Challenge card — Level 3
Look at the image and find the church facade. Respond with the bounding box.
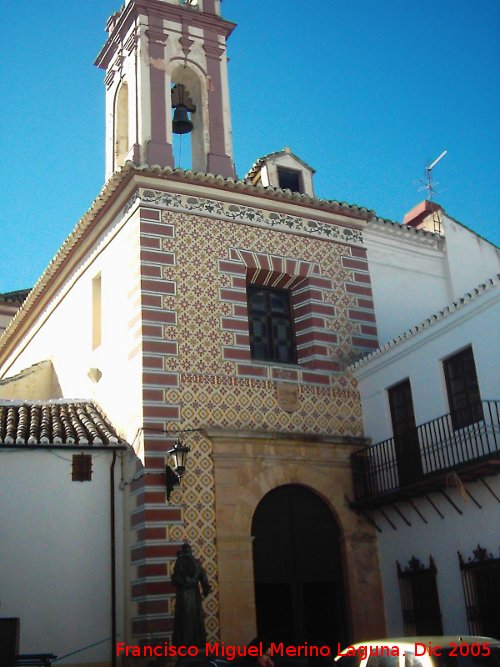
[0,0,386,660]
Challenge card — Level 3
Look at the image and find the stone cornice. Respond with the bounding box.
[95,0,236,70]
[205,427,368,447]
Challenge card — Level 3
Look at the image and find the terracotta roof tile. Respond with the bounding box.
[0,289,31,304]
[0,400,123,447]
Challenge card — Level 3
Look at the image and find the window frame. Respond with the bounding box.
[72,453,93,482]
[388,379,422,487]
[397,556,443,636]
[443,346,483,430]
[246,284,297,365]
[276,167,304,194]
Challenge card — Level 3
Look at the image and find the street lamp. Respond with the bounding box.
[166,437,190,501]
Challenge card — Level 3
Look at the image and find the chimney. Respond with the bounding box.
[403,200,443,233]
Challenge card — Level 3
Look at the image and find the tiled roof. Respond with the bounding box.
[0,400,124,447]
[350,274,500,371]
[0,289,31,304]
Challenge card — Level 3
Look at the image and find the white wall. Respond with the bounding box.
[0,207,144,446]
[0,448,124,663]
[354,282,499,444]
[443,214,500,300]
[377,477,500,635]
[365,213,500,348]
[364,221,450,346]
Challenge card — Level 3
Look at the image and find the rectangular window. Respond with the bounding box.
[459,545,500,637]
[72,453,93,481]
[398,556,443,635]
[92,273,102,350]
[247,285,296,364]
[443,346,483,430]
[277,167,303,193]
[388,379,422,486]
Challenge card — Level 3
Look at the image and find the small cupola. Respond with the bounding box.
[245,147,316,197]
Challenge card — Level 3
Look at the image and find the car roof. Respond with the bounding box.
[348,637,499,647]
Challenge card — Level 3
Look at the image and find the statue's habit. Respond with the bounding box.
[172,543,211,647]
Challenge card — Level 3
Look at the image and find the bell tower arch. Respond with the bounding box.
[95,0,236,179]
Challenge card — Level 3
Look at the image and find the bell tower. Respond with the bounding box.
[95,0,236,179]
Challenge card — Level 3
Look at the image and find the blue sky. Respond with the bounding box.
[1,0,499,293]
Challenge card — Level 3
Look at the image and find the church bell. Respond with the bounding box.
[172,104,194,135]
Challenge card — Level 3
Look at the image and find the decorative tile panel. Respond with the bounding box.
[138,189,364,246]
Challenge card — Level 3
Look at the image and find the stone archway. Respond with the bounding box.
[252,484,348,647]
[209,430,386,645]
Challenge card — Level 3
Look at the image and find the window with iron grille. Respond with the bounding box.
[72,453,93,481]
[443,346,483,430]
[397,556,443,635]
[459,544,500,637]
[247,285,296,364]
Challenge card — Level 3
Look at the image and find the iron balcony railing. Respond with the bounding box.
[351,400,500,504]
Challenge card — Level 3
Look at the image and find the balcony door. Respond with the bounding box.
[388,379,422,487]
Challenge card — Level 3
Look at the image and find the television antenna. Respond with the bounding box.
[419,150,447,201]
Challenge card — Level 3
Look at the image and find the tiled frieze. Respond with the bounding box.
[138,188,364,246]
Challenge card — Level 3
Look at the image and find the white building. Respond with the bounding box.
[0,399,126,663]
[351,249,500,636]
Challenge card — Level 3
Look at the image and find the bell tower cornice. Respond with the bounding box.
[95,0,236,70]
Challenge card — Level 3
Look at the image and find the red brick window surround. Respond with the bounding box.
[219,249,338,376]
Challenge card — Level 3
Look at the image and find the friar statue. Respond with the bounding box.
[172,542,211,647]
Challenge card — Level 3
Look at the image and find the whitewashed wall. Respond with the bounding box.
[0,206,143,446]
[377,477,500,635]
[364,221,450,346]
[0,448,124,663]
[364,213,500,347]
[443,214,500,300]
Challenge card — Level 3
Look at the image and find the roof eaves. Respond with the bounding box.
[0,399,126,448]
[0,289,31,304]
[349,273,500,371]
[0,162,374,358]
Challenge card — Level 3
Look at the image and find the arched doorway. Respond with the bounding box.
[252,484,349,648]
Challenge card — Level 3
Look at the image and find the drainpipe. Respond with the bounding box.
[110,450,117,667]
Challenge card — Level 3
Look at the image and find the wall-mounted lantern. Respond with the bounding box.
[166,437,190,501]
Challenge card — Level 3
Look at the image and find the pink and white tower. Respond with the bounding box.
[95,0,236,179]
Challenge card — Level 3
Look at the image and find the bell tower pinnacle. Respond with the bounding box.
[95,0,236,180]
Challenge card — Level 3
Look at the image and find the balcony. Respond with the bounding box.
[351,400,500,508]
